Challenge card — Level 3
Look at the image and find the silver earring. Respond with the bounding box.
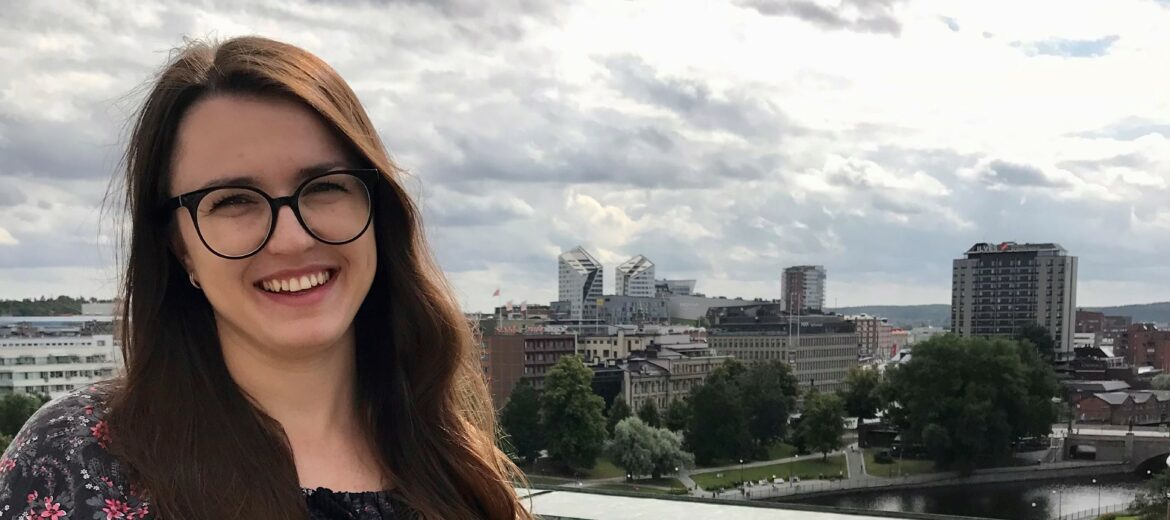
[189,273,202,290]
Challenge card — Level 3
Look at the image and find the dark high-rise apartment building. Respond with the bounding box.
[782,265,826,313]
[951,242,1077,360]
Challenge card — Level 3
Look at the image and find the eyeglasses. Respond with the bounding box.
[161,169,379,259]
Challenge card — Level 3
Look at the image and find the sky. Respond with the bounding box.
[1,0,1170,312]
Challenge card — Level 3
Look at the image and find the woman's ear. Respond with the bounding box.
[170,231,194,273]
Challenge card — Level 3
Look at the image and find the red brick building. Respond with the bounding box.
[1075,310,1105,334]
[1075,390,1170,425]
[1124,324,1170,372]
[482,332,576,407]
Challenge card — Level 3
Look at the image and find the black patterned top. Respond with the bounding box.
[0,385,406,519]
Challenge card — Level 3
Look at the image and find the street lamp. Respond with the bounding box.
[1093,478,1100,513]
[739,459,745,489]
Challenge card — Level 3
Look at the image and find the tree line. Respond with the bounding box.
[501,331,1062,480]
[0,296,109,317]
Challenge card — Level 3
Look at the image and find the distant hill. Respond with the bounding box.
[828,305,950,328]
[828,302,1170,329]
[1084,302,1170,325]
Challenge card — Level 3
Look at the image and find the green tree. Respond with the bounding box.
[1153,374,1170,391]
[499,382,543,464]
[1131,468,1170,519]
[796,390,845,460]
[1015,323,1056,362]
[606,396,632,436]
[540,355,607,471]
[0,393,49,437]
[883,335,1058,474]
[637,400,661,428]
[838,366,882,422]
[0,433,11,454]
[607,417,695,479]
[663,398,690,432]
[739,361,799,448]
[685,369,751,465]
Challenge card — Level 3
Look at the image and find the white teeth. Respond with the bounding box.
[260,270,332,293]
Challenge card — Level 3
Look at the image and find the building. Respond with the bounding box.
[597,296,670,326]
[1076,310,1105,334]
[951,242,1078,361]
[1124,324,1170,373]
[0,318,120,398]
[482,331,576,405]
[706,304,858,393]
[579,325,702,365]
[665,295,754,322]
[615,255,655,298]
[558,246,604,321]
[782,266,827,313]
[623,344,731,412]
[844,314,891,357]
[1075,390,1170,426]
[1074,332,1100,350]
[655,279,696,297]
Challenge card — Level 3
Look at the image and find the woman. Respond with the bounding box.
[0,36,531,519]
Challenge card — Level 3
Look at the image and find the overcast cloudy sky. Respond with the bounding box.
[2,0,1169,312]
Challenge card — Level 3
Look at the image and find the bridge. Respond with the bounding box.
[1059,425,1170,472]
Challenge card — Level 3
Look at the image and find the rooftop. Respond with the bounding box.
[519,487,956,520]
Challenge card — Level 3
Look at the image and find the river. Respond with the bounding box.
[785,474,1149,519]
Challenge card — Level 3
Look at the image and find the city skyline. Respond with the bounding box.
[3,1,1170,313]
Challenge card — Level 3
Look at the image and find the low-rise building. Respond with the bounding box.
[623,343,731,412]
[1075,390,1170,425]
[1123,324,1170,372]
[0,333,119,398]
[706,304,858,393]
[482,331,576,406]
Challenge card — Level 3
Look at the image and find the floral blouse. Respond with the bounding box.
[0,385,406,519]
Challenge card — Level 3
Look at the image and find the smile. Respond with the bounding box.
[258,269,335,294]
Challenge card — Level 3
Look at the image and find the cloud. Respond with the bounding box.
[3,0,1170,311]
[0,226,18,245]
[735,0,905,36]
[1015,35,1120,58]
[965,160,1072,188]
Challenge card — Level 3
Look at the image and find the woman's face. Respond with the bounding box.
[169,95,377,356]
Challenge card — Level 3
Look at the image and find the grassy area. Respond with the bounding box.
[522,475,575,486]
[766,442,798,460]
[591,478,688,495]
[691,456,846,489]
[523,456,627,480]
[863,448,936,477]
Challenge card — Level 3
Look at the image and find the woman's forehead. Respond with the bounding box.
[169,95,350,195]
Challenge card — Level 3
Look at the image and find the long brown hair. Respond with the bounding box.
[107,36,530,519]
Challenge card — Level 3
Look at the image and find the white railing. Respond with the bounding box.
[1056,502,1129,520]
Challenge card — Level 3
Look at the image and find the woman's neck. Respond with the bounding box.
[217,323,361,439]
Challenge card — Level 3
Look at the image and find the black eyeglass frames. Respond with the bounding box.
[160,169,379,259]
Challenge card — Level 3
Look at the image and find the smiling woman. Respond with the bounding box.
[0,36,531,519]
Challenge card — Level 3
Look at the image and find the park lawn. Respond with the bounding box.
[863,448,936,476]
[591,478,687,495]
[691,456,846,489]
[524,456,627,480]
[766,442,798,460]
[522,475,575,486]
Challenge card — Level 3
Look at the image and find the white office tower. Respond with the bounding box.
[559,246,604,321]
[616,255,656,298]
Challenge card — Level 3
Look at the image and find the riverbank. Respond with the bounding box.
[758,461,1132,501]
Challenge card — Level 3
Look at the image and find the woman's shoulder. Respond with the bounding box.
[0,383,151,519]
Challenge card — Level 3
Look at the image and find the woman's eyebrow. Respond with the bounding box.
[194,160,353,191]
